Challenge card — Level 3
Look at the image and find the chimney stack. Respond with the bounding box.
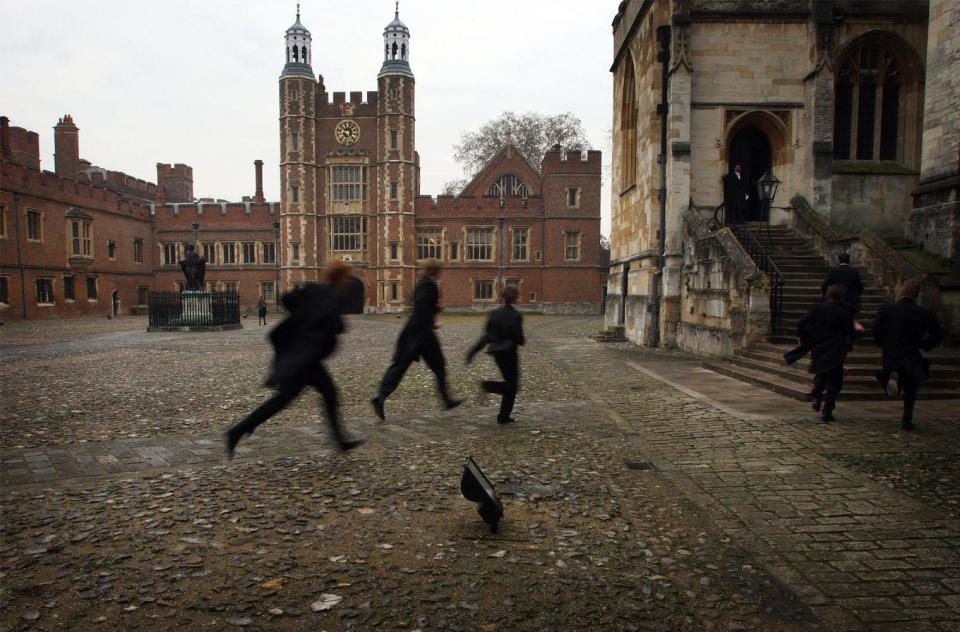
[254,159,265,203]
[54,114,80,177]
[0,116,9,158]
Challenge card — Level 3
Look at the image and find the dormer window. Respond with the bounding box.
[488,174,528,199]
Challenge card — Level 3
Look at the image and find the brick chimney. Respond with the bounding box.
[254,160,265,203]
[0,116,9,159]
[54,114,80,177]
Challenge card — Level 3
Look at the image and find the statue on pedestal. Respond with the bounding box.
[180,244,206,291]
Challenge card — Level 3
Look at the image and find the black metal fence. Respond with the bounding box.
[148,291,241,329]
[730,225,786,334]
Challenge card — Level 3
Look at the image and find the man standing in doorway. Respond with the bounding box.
[370,261,463,422]
[723,163,750,225]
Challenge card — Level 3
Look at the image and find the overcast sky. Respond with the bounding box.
[1,1,614,234]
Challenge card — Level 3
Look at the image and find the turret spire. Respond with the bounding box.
[281,4,314,78]
[379,2,413,78]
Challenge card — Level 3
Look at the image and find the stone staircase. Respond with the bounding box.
[594,325,626,343]
[703,224,960,400]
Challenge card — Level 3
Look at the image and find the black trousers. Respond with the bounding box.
[878,364,922,422]
[232,363,344,441]
[812,366,844,415]
[483,351,519,420]
[378,335,451,402]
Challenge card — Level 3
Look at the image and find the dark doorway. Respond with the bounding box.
[342,277,365,314]
[728,126,773,221]
[111,290,121,316]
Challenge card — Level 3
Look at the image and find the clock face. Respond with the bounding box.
[335,120,360,145]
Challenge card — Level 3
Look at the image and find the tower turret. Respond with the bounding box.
[379,1,413,78]
[282,3,313,78]
[279,3,319,290]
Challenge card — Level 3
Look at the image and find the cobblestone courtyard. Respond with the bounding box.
[1,314,958,631]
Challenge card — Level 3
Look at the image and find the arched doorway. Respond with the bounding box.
[341,276,365,314]
[111,290,121,316]
[727,126,773,222]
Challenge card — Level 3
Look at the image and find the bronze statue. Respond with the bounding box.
[180,244,206,291]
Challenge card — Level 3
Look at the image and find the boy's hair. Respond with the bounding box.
[501,285,519,304]
[421,260,442,277]
[899,279,921,300]
[325,260,353,286]
[825,284,845,303]
[837,252,851,264]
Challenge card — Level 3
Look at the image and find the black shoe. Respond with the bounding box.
[445,398,464,411]
[811,398,822,412]
[370,396,385,422]
[821,413,835,423]
[337,438,366,452]
[497,416,516,425]
[901,420,916,431]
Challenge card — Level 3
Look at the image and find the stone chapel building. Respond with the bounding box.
[605,0,959,353]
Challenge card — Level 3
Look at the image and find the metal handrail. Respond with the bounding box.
[706,203,725,231]
[730,224,786,333]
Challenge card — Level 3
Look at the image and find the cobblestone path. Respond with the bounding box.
[540,328,960,631]
[1,315,958,631]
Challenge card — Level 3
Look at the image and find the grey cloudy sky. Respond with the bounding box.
[2,0,614,233]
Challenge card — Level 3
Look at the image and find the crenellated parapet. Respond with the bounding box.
[316,90,380,117]
[1,161,153,219]
[151,200,280,230]
[541,148,602,174]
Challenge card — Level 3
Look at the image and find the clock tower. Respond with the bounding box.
[278,4,418,309]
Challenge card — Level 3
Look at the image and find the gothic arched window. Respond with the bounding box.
[301,45,308,64]
[401,43,406,59]
[833,42,906,162]
[488,174,528,199]
[392,42,398,59]
[619,52,638,188]
[292,45,299,63]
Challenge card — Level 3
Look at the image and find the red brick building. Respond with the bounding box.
[278,6,603,312]
[0,5,602,320]
[0,115,282,320]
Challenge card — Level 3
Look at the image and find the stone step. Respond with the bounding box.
[735,348,960,377]
[702,360,960,401]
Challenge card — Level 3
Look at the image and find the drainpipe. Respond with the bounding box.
[497,216,505,294]
[650,25,671,348]
[12,193,27,319]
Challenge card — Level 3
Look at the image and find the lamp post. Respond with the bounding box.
[755,170,780,222]
[191,222,200,249]
[273,220,281,311]
[755,170,780,248]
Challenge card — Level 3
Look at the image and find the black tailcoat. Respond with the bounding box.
[821,265,864,312]
[393,276,441,363]
[872,298,944,383]
[784,301,856,374]
[723,172,750,223]
[265,283,343,387]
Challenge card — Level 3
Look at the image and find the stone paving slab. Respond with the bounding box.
[541,336,960,630]
[0,399,573,488]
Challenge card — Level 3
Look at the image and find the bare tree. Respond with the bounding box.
[440,179,469,196]
[450,111,591,190]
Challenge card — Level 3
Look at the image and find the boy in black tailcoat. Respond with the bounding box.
[466,285,525,424]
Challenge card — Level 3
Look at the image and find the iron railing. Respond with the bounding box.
[730,224,786,333]
[149,291,241,328]
[706,202,726,232]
